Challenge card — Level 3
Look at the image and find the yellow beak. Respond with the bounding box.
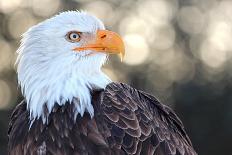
[73,30,125,61]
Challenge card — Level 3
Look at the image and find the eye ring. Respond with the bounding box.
[66,31,82,42]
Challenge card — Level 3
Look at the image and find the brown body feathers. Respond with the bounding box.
[8,82,197,155]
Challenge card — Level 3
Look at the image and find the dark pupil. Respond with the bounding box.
[72,34,77,38]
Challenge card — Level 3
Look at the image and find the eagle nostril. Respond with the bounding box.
[101,34,107,39]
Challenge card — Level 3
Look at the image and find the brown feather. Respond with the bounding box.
[8,82,197,155]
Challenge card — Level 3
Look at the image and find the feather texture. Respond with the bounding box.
[8,82,197,155]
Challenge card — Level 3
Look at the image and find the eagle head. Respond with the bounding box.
[16,11,125,123]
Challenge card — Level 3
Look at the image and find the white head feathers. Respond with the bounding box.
[16,11,111,124]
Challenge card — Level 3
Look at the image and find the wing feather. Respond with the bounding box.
[101,82,197,155]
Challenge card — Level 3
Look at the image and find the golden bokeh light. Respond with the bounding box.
[207,21,232,52]
[119,16,153,42]
[200,40,227,69]
[216,0,232,21]
[123,34,150,65]
[83,1,115,26]
[0,0,22,13]
[137,0,175,27]
[152,25,175,50]
[198,0,232,70]
[8,10,37,39]
[31,0,61,17]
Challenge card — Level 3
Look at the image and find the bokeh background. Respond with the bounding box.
[0,0,232,154]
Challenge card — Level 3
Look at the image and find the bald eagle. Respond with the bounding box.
[8,11,197,155]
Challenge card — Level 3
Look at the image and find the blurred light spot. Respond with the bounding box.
[123,34,150,65]
[218,0,232,21]
[137,0,176,27]
[8,10,37,39]
[32,0,61,17]
[152,25,175,50]
[199,1,232,70]
[177,6,206,34]
[200,40,227,68]
[207,21,232,52]
[0,80,11,109]
[0,39,13,72]
[83,1,115,26]
[0,0,22,13]
[119,16,154,42]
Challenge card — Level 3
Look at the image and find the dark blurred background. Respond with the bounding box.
[0,0,232,154]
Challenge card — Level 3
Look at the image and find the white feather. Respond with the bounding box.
[16,11,111,124]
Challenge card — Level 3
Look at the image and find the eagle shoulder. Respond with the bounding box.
[100,82,197,155]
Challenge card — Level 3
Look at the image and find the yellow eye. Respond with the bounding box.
[66,31,81,42]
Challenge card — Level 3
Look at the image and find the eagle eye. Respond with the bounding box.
[66,31,81,42]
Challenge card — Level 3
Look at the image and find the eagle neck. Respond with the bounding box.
[22,70,111,125]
